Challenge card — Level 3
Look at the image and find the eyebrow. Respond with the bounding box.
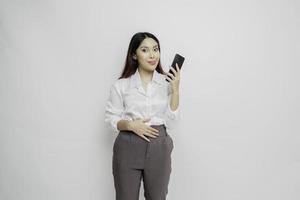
[140,45,159,48]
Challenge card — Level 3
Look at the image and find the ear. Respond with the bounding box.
[133,54,137,60]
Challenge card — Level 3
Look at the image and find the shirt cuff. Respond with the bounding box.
[111,117,121,133]
[107,117,134,133]
[104,116,122,133]
[166,103,180,120]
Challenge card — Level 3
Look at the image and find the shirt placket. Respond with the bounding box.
[146,84,151,119]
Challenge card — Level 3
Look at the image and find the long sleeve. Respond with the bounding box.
[164,85,181,131]
[104,83,124,133]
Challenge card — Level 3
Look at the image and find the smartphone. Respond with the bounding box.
[166,53,185,82]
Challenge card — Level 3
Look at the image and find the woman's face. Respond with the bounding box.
[134,37,160,72]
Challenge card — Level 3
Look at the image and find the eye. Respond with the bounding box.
[154,48,159,52]
[141,49,148,52]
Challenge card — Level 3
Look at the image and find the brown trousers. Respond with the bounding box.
[112,124,174,200]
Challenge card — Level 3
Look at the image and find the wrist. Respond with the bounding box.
[126,120,133,131]
[171,90,179,95]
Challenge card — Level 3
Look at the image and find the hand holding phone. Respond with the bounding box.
[166,53,185,82]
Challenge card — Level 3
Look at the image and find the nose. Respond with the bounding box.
[149,50,155,58]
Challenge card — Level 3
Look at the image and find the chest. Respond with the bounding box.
[122,84,169,110]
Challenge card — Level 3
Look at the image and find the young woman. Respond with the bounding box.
[105,32,181,200]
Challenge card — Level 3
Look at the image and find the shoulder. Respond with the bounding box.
[110,77,131,92]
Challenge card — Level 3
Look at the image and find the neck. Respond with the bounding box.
[138,67,154,83]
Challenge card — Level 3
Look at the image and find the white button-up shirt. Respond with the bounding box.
[104,69,180,133]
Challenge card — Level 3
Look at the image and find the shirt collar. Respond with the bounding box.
[129,69,164,89]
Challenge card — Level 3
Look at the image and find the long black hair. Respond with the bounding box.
[119,32,165,79]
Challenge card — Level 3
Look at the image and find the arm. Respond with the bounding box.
[170,90,179,111]
[104,83,129,133]
[165,87,180,124]
[165,64,181,129]
[105,82,159,140]
[117,119,132,131]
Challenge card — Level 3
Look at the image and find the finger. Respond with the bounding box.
[176,64,181,77]
[145,132,157,138]
[140,134,150,142]
[145,129,158,137]
[170,67,177,75]
[176,63,180,72]
[166,72,175,80]
[147,127,159,135]
[142,118,151,122]
[148,127,159,134]
[165,76,172,82]
[151,132,159,136]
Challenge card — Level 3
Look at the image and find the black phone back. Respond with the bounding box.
[171,54,185,70]
[166,54,185,82]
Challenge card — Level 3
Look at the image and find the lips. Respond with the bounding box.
[147,60,157,65]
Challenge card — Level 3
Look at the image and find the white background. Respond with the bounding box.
[0,0,299,199]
